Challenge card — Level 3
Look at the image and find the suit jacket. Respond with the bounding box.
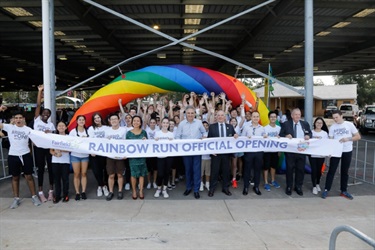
[208,122,236,138]
[279,119,312,138]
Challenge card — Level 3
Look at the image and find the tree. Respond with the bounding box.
[333,74,375,107]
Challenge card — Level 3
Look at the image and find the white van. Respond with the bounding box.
[339,104,359,121]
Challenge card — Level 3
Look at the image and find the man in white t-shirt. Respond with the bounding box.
[0,112,42,209]
[321,110,361,200]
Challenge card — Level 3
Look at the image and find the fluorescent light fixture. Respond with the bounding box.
[184,29,198,34]
[16,68,24,72]
[183,48,194,52]
[3,7,33,16]
[187,37,197,41]
[109,75,115,79]
[10,81,15,84]
[1,77,6,80]
[153,25,160,30]
[332,22,351,28]
[254,53,263,59]
[28,21,42,27]
[73,45,87,49]
[61,38,84,42]
[353,9,375,18]
[313,66,319,71]
[184,19,201,25]
[185,5,204,14]
[1,85,4,88]
[54,31,66,36]
[284,49,293,53]
[88,66,95,71]
[292,44,303,48]
[316,31,331,36]
[57,55,67,60]
[83,50,95,53]
[157,53,166,59]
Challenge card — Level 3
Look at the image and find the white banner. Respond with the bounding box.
[29,130,344,158]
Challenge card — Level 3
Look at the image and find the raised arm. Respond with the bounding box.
[35,85,44,119]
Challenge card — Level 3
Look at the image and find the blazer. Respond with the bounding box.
[208,122,236,138]
[279,119,312,138]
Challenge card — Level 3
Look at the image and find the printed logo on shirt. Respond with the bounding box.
[12,130,28,140]
[333,128,350,136]
[94,131,105,138]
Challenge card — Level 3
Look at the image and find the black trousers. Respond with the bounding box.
[156,157,173,187]
[90,155,108,187]
[34,146,53,187]
[285,153,306,189]
[53,163,70,198]
[243,152,263,189]
[309,156,324,187]
[209,154,231,192]
[324,151,352,192]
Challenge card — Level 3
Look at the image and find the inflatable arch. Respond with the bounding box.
[68,65,269,131]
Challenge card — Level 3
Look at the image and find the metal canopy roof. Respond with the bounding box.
[0,0,375,91]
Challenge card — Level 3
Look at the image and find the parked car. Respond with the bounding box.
[339,104,359,121]
[324,105,338,118]
[359,105,375,134]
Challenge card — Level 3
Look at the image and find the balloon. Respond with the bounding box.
[68,65,270,131]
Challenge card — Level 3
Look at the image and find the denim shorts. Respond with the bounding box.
[70,155,89,163]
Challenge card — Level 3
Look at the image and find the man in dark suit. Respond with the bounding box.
[279,108,312,196]
[207,110,238,197]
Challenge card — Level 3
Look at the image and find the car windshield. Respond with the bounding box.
[340,106,352,111]
[365,107,375,114]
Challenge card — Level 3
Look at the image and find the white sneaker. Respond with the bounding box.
[147,183,151,189]
[97,186,103,197]
[124,183,130,190]
[316,184,321,192]
[312,187,318,195]
[32,195,42,206]
[10,198,20,209]
[154,189,161,198]
[205,182,210,190]
[38,192,47,203]
[199,182,204,191]
[47,190,54,201]
[102,186,109,196]
[162,190,169,198]
[153,183,158,189]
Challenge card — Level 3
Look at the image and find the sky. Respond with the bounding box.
[313,75,335,85]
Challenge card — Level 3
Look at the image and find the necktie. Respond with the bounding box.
[220,123,224,137]
[294,123,297,138]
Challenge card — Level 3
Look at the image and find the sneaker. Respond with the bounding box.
[271,181,280,189]
[340,191,354,200]
[62,196,69,203]
[171,183,176,189]
[162,190,169,198]
[103,186,109,196]
[250,179,254,186]
[321,190,328,199]
[124,183,130,191]
[264,183,271,192]
[146,183,151,189]
[97,186,103,197]
[75,193,81,201]
[32,195,42,206]
[153,183,158,189]
[154,189,161,198]
[232,179,238,188]
[81,192,87,200]
[38,192,47,203]
[199,182,204,191]
[316,184,321,192]
[205,182,210,191]
[174,178,179,183]
[312,187,318,195]
[10,198,20,209]
[48,190,54,201]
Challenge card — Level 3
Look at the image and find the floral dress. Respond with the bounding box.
[126,129,148,177]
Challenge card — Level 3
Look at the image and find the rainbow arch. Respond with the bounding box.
[68,65,269,131]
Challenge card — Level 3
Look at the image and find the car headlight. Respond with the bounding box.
[365,119,372,123]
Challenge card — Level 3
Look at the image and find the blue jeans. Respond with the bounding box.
[182,155,202,192]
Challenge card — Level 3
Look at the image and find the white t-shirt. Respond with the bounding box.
[52,150,70,164]
[146,126,160,139]
[154,130,174,158]
[329,121,358,152]
[264,124,281,137]
[33,116,55,132]
[2,124,32,156]
[105,126,126,140]
[311,130,329,158]
[69,128,89,158]
[88,125,107,138]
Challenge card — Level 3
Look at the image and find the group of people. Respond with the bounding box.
[0,85,361,209]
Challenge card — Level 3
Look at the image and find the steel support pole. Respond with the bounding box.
[304,0,314,125]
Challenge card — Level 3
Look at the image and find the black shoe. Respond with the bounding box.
[117,191,123,200]
[253,187,261,195]
[208,191,214,197]
[294,187,303,196]
[285,187,292,196]
[75,193,80,201]
[81,192,87,200]
[194,192,200,199]
[183,189,192,196]
[106,192,114,201]
[243,188,248,195]
[62,196,69,203]
[222,190,232,196]
[53,196,61,204]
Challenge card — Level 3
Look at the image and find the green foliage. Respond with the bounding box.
[333,74,375,107]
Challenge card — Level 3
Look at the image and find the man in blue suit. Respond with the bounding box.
[207,110,238,197]
[279,108,312,196]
